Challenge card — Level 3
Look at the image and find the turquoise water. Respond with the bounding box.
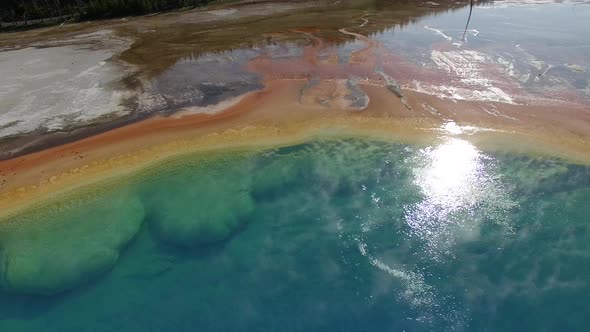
[1,138,589,331]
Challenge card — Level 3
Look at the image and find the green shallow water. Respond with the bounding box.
[0,138,589,331]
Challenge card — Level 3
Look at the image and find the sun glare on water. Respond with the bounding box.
[417,137,484,210]
[404,123,502,255]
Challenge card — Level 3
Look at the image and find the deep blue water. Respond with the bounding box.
[0,138,589,331]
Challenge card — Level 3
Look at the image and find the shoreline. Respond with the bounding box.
[1,79,589,221]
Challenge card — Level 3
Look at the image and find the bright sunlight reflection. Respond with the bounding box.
[404,133,492,257]
[416,138,483,210]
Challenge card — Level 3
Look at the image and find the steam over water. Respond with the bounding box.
[1,139,589,331]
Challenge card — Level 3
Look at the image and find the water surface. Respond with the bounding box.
[1,138,589,331]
